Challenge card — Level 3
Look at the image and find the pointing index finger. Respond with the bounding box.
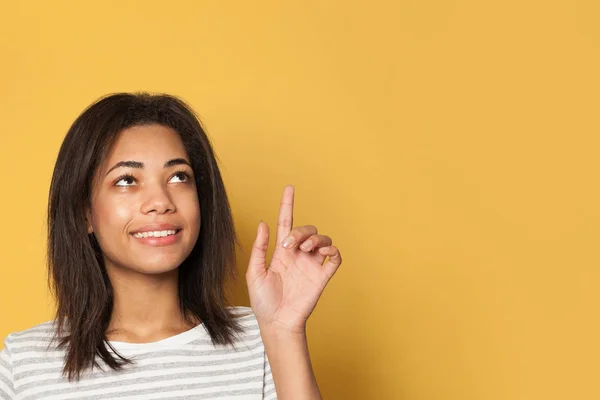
[277,185,295,245]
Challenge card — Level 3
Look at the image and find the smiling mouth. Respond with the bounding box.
[130,229,181,239]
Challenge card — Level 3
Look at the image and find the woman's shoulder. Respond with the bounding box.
[1,319,60,354]
[227,305,258,326]
[1,309,260,351]
[227,305,254,317]
[226,306,262,341]
[4,319,58,340]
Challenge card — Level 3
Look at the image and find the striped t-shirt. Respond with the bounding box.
[0,306,277,399]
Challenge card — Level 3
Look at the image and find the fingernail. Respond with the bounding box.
[282,236,295,248]
[300,240,312,251]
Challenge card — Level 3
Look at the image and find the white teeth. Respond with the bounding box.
[132,230,177,239]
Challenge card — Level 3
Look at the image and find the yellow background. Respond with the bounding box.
[0,1,598,399]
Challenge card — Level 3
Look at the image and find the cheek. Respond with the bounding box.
[181,191,201,231]
[91,196,134,235]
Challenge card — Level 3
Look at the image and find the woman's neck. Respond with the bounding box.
[104,266,198,343]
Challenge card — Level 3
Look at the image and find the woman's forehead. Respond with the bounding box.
[102,124,189,168]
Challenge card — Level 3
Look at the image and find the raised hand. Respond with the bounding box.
[246,185,342,332]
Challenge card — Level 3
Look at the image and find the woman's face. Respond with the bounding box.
[88,124,201,275]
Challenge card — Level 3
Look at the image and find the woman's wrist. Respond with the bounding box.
[258,321,321,400]
[257,318,308,337]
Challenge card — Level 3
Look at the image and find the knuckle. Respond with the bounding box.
[253,242,269,252]
[322,235,333,244]
[277,217,292,228]
[297,225,318,236]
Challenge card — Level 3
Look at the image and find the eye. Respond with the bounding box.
[115,174,137,187]
[169,171,191,183]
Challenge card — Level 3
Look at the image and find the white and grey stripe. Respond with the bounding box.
[0,306,277,399]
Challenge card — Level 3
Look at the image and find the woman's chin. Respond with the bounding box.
[129,263,181,276]
[108,257,185,277]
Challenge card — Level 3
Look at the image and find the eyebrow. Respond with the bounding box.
[105,158,192,176]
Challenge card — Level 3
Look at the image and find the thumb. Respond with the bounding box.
[247,221,270,280]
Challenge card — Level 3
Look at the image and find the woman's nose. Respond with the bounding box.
[140,184,176,214]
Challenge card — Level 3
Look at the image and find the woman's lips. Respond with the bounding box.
[130,223,180,234]
[130,229,182,247]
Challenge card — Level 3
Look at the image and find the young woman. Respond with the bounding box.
[0,93,342,399]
